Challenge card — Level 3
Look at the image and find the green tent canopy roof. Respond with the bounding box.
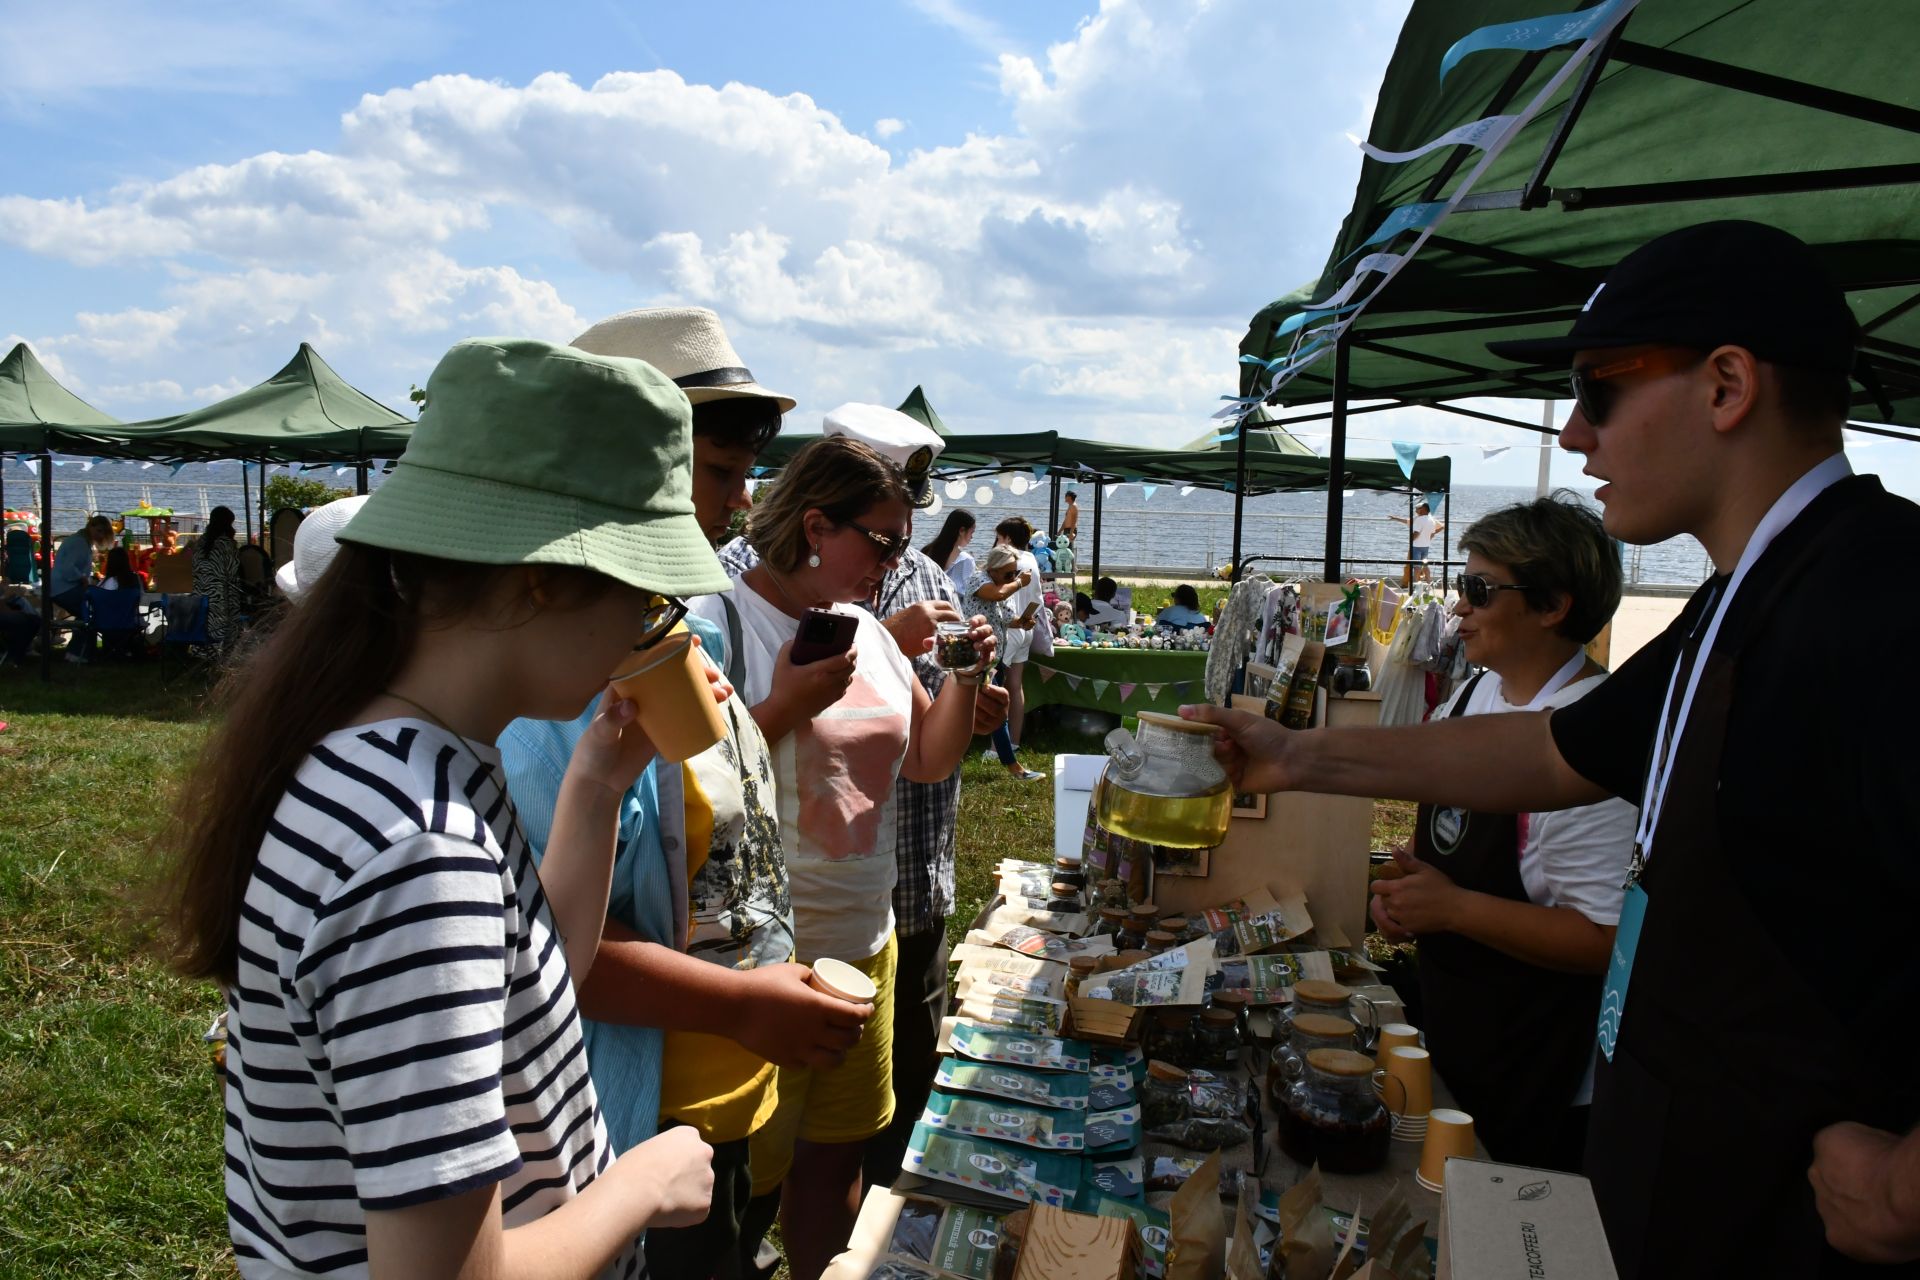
[1239,0,1920,431]
[0,343,123,453]
[895,385,951,436]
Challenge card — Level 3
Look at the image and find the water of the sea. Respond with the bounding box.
[1,458,1713,588]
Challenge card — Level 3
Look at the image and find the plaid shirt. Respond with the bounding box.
[709,536,965,935]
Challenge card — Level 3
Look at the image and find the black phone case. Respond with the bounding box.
[789,608,857,664]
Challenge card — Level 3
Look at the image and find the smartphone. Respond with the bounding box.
[1019,600,1041,623]
[790,607,858,664]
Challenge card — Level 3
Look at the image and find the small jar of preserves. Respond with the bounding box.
[1141,1060,1191,1128]
[1047,881,1082,912]
[1052,857,1086,892]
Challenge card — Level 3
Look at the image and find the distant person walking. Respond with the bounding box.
[1390,501,1445,584]
[1057,490,1079,540]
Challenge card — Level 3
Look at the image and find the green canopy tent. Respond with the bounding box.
[895,385,952,437]
[1236,0,1920,573]
[0,343,127,679]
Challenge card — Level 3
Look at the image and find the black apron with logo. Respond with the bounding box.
[1587,499,1917,1277]
[1413,672,1604,1170]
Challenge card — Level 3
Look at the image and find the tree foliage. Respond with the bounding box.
[263,473,352,512]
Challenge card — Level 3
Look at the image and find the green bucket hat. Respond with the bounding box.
[341,337,730,596]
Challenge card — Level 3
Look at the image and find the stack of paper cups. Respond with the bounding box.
[1374,1045,1433,1142]
[1416,1108,1477,1192]
[1375,1023,1423,1055]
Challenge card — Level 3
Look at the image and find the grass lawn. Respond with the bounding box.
[0,660,1409,1276]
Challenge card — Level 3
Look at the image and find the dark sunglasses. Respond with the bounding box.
[1459,573,1531,609]
[1568,347,1702,425]
[632,594,688,651]
[845,519,912,562]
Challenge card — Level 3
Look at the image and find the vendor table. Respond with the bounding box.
[1022,647,1208,718]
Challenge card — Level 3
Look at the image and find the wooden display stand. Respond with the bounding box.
[1145,691,1378,946]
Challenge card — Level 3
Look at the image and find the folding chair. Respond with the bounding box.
[159,592,212,682]
[82,586,144,661]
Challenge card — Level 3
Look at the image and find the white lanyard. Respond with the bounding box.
[1517,650,1590,712]
[1628,454,1852,873]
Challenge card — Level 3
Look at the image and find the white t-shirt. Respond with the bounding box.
[226,719,635,1280]
[946,550,977,600]
[1412,513,1439,548]
[1437,671,1635,927]
[692,580,916,965]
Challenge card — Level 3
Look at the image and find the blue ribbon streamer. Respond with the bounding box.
[1439,0,1628,83]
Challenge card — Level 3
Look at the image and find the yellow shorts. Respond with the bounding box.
[748,934,897,1195]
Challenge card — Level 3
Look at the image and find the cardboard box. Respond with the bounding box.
[1014,1203,1138,1280]
[1437,1159,1618,1280]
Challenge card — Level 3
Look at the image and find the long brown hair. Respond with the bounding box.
[160,541,606,984]
[746,436,911,572]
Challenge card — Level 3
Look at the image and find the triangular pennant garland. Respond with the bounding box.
[1091,679,1111,700]
[1118,682,1138,703]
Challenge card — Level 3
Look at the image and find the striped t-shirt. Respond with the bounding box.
[224,718,640,1279]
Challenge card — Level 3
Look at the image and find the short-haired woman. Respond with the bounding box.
[1368,492,1636,1172]
[691,435,991,1280]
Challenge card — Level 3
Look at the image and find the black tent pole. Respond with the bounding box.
[1049,475,1061,539]
[241,463,253,545]
[1324,333,1350,581]
[1230,416,1249,580]
[1091,478,1103,584]
[356,462,369,496]
[38,455,52,682]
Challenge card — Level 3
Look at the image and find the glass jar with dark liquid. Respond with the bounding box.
[1277,1048,1390,1174]
[934,620,980,671]
[1095,711,1232,848]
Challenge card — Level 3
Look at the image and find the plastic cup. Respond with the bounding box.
[1381,1045,1433,1118]
[608,630,726,763]
[1376,1023,1423,1056]
[809,958,877,1006]
[1416,1108,1477,1191]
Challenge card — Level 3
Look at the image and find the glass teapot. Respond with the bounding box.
[1094,711,1232,849]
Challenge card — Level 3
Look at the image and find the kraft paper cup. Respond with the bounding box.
[1376,1023,1423,1056]
[809,958,878,1006]
[1416,1108,1476,1192]
[1382,1045,1433,1118]
[608,630,726,763]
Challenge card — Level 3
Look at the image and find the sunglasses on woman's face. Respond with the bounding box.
[631,594,688,651]
[1568,346,1702,426]
[1458,573,1531,609]
[846,519,912,563]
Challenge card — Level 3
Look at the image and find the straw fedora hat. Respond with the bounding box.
[571,307,796,412]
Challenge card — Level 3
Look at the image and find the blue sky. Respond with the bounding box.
[3,0,1912,497]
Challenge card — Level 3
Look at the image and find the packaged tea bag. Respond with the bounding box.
[1226,1189,1263,1280]
[902,1123,1079,1208]
[919,1089,1084,1151]
[1273,1164,1335,1280]
[1081,1155,1144,1202]
[1088,1196,1171,1280]
[954,968,1058,1002]
[935,1058,1091,1110]
[956,992,1065,1036]
[1083,1104,1142,1154]
[930,1204,1007,1280]
[949,1020,1090,1072]
[1146,1154,1208,1191]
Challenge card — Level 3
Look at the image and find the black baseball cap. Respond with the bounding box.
[1486,220,1859,375]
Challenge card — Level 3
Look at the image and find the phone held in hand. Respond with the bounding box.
[790,607,858,664]
[1019,600,1041,623]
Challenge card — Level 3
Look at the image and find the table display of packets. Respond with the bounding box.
[1217,953,1323,1004]
[1092,1043,1146,1085]
[1087,1068,1136,1113]
[919,1089,1085,1151]
[936,1058,1091,1110]
[1080,1155,1144,1203]
[948,1020,1090,1072]
[903,1122,1081,1207]
[875,1197,1007,1280]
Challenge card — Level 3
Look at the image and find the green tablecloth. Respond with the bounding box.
[1022,647,1209,717]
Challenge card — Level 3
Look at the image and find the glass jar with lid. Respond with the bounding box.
[1097,907,1128,941]
[1143,1007,1195,1069]
[1158,915,1192,942]
[1144,929,1178,954]
[1052,856,1086,892]
[1269,1012,1358,1099]
[1277,1048,1391,1174]
[1068,955,1099,992]
[1192,1007,1241,1070]
[1047,881,1082,912]
[1210,988,1251,1040]
[1275,979,1354,1042]
[1093,878,1129,913]
[1141,1060,1190,1129]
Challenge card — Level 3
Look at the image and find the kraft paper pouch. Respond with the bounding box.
[935,1058,1091,1110]
[956,992,1066,1035]
[949,948,1068,989]
[1226,1189,1263,1280]
[1165,1150,1225,1280]
[986,904,1092,937]
[977,917,1113,961]
[1081,1155,1144,1203]
[1090,1196,1170,1280]
[920,1089,1085,1151]
[949,1020,1090,1072]
[1217,952,1338,1004]
[1081,937,1217,1007]
[1083,1104,1142,1154]
[903,1123,1078,1208]
[1276,1164,1335,1280]
[955,968,1060,1002]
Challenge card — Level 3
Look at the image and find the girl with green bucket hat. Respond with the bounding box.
[160,338,733,1279]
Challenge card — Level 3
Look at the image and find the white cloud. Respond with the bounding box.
[1,2,1417,441]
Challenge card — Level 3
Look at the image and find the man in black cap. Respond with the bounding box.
[1185,220,1920,1275]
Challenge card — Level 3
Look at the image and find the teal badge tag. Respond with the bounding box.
[1597,881,1648,1062]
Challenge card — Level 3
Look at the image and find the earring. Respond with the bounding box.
[807,547,821,568]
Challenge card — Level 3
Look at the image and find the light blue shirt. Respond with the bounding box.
[1155,604,1210,629]
[51,532,96,595]
[497,613,732,1154]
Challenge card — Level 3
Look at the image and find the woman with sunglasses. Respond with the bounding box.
[691,435,991,1280]
[1366,494,1636,1173]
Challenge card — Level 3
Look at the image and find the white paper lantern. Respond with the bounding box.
[1008,475,1030,496]
[975,485,994,505]
[923,493,943,518]
[945,478,968,500]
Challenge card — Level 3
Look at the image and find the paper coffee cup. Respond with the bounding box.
[1416,1108,1476,1191]
[1376,1023,1422,1055]
[608,629,726,763]
[809,958,877,1006]
[1382,1045,1433,1118]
